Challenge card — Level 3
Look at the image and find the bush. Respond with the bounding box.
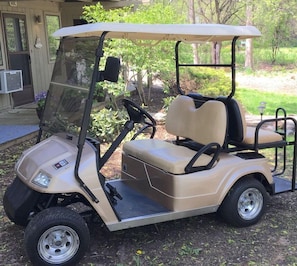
[89,106,148,143]
[89,108,128,143]
[167,67,231,97]
[185,67,231,96]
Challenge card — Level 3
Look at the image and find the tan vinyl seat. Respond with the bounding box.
[123,95,227,174]
[217,97,284,151]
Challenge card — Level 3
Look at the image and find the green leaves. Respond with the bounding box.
[82,3,185,86]
[89,108,128,143]
[178,243,202,257]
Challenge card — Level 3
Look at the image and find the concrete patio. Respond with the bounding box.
[0,103,39,150]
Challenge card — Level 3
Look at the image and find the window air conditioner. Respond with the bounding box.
[0,70,23,94]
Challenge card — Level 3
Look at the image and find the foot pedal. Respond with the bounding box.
[106,183,123,204]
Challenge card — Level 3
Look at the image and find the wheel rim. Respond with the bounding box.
[237,188,263,220]
[38,225,80,264]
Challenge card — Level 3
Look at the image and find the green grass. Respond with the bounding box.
[253,47,297,65]
[235,87,296,180]
[179,42,297,67]
[221,46,297,66]
[235,88,297,115]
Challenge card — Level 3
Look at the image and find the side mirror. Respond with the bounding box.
[97,56,120,83]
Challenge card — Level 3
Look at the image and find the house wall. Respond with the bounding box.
[0,0,141,110]
[0,1,60,110]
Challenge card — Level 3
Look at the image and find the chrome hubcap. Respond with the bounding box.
[238,188,263,220]
[38,225,80,264]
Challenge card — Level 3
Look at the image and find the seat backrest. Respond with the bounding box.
[217,97,247,142]
[165,95,227,146]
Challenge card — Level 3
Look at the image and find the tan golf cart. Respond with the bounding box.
[3,23,297,266]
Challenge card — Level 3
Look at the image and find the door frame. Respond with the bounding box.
[2,12,34,107]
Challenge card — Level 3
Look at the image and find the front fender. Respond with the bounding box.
[15,135,101,194]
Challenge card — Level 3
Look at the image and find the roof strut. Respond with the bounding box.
[74,31,109,203]
[175,36,239,97]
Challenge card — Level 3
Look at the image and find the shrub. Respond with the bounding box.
[162,96,176,111]
[89,108,128,143]
[166,67,231,97]
[89,106,148,143]
[185,67,231,96]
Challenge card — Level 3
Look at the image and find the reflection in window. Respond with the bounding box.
[4,17,28,52]
[46,15,60,61]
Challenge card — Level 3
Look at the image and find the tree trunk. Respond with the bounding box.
[211,42,221,64]
[137,71,147,105]
[245,39,253,69]
[147,70,152,102]
[245,2,254,69]
[188,0,199,63]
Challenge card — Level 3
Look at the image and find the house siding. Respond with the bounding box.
[0,1,60,110]
[0,1,141,110]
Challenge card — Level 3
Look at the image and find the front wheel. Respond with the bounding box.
[24,207,90,266]
[218,177,268,227]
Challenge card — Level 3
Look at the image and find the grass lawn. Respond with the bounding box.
[235,88,297,115]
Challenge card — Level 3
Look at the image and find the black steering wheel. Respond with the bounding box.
[122,98,156,139]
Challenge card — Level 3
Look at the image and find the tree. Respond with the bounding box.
[253,0,297,64]
[193,0,245,64]
[82,3,185,104]
[187,0,199,63]
[245,0,254,69]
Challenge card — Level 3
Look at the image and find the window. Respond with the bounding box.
[4,16,28,52]
[45,14,60,62]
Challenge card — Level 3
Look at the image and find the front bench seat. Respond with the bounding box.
[123,95,227,174]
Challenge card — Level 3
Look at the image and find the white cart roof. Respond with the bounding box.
[53,22,261,42]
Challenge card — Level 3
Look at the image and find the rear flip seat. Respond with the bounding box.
[217,97,285,151]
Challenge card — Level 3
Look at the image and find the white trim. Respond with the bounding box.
[44,12,61,63]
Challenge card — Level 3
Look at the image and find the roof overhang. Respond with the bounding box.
[53,22,261,42]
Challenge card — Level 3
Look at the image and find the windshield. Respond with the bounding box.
[40,37,99,136]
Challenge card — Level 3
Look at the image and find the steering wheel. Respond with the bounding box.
[122,98,156,139]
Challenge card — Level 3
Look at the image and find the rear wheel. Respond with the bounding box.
[218,177,268,227]
[25,207,90,266]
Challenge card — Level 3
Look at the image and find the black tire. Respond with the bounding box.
[24,207,90,266]
[218,177,268,227]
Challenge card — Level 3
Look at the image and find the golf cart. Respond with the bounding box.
[3,23,297,266]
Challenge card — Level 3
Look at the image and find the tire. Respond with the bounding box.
[218,177,268,227]
[24,207,90,266]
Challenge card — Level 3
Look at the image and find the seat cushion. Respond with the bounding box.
[165,96,227,146]
[123,139,213,174]
[243,126,283,145]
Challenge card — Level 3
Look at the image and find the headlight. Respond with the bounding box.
[32,172,51,188]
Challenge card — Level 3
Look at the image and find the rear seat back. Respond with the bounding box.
[217,96,246,142]
[217,96,284,150]
[166,95,226,146]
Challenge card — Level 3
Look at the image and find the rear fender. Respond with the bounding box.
[218,168,272,206]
